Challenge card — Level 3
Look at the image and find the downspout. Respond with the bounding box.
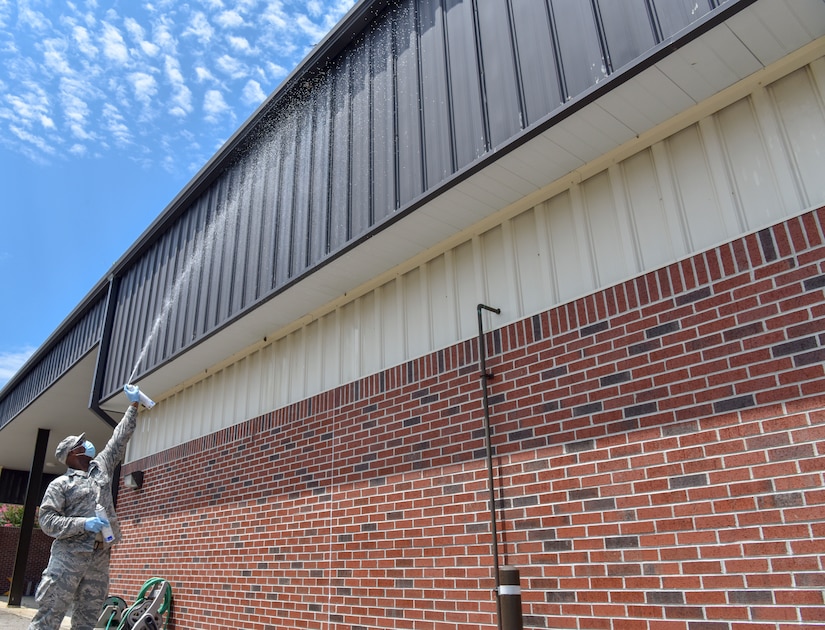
[89,275,122,503]
[477,303,502,628]
[89,274,121,430]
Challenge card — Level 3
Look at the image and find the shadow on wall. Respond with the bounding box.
[0,526,51,597]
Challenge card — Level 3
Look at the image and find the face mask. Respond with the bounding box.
[83,440,96,458]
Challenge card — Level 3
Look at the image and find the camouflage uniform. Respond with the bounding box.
[29,404,138,630]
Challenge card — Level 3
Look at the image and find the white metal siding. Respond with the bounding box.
[127,53,825,462]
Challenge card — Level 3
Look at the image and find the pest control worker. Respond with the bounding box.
[29,384,146,630]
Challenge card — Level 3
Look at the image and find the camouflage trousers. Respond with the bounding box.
[29,541,111,630]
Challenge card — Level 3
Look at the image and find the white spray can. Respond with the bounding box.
[124,384,156,408]
[95,504,114,543]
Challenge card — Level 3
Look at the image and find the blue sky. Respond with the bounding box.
[0,0,355,390]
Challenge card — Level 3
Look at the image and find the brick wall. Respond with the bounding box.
[0,526,52,597]
[112,206,825,629]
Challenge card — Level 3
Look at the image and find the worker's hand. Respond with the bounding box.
[84,516,109,533]
[124,384,141,403]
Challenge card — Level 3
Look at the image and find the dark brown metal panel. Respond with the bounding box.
[653,0,714,39]
[511,0,563,126]
[370,18,398,223]
[97,0,748,397]
[445,0,487,164]
[351,41,373,236]
[420,0,454,188]
[292,97,315,277]
[329,55,353,253]
[476,0,523,148]
[596,0,658,71]
[0,298,106,427]
[309,75,333,263]
[395,1,425,206]
[550,0,608,99]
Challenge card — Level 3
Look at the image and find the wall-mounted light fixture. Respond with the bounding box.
[123,470,144,490]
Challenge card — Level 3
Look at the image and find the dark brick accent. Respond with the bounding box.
[728,590,773,604]
[713,395,755,413]
[585,498,616,511]
[804,275,825,290]
[758,228,777,262]
[663,421,698,436]
[605,536,639,549]
[542,366,568,380]
[569,488,599,500]
[545,591,576,603]
[600,371,631,386]
[566,439,595,453]
[532,314,543,341]
[624,402,657,418]
[647,591,685,604]
[670,474,708,489]
[723,322,763,341]
[573,402,603,417]
[581,321,609,337]
[795,349,825,366]
[676,287,711,306]
[630,339,660,355]
[646,321,680,339]
[772,336,817,357]
[543,540,573,551]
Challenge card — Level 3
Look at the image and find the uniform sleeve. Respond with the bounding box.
[37,478,88,539]
[93,405,139,482]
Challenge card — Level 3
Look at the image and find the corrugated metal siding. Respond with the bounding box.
[0,298,106,429]
[127,54,825,461]
[104,0,733,396]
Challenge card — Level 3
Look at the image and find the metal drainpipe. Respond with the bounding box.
[477,303,503,629]
[89,274,122,430]
[89,275,123,504]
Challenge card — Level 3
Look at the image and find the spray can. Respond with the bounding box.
[95,504,114,543]
[125,384,156,408]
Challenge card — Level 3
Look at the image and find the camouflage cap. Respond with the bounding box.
[55,432,86,465]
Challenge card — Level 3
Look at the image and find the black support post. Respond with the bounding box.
[8,427,50,606]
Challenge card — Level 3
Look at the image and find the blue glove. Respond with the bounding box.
[84,516,108,532]
[124,384,141,403]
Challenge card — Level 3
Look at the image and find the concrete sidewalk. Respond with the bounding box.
[0,598,70,630]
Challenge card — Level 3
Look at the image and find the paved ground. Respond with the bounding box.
[0,597,71,630]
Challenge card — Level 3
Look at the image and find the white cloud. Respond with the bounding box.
[129,71,158,106]
[5,86,52,129]
[124,17,160,57]
[72,25,99,58]
[102,102,132,145]
[42,38,72,75]
[182,12,213,45]
[59,76,97,140]
[9,124,55,155]
[241,79,266,106]
[152,19,177,54]
[227,35,253,55]
[203,89,231,122]
[294,14,329,43]
[215,10,244,29]
[215,54,246,79]
[194,65,216,83]
[18,5,51,32]
[0,347,36,390]
[165,55,192,117]
[100,21,130,64]
[261,2,288,30]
